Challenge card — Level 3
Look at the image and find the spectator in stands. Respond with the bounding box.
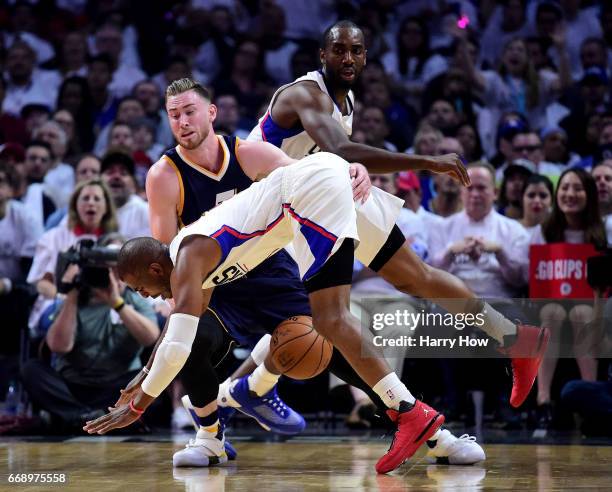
[20,103,50,138]
[2,40,60,117]
[424,98,459,136]
[360,106,397,152]
[579,37,609,79]
[94,23,146,99]
[153,55,206,101]
[430,161,529,300]
[576,119,612,170]
[464,35,571,131]
[518,174,554,232]
[94,97,145,156]
[44,155,102,230]
[213,94,251,139]
[592,159,612,244]
[19,141,57,231]
[26,179,117,336]
[212,39,272,120]
[427,137,465,217]
[87,55,118,137]
[132,80,173,149]
[408,123,443,155]
[528,168,607,429]
[541,126,580,167]
[21,232,158,433]
[51,31,89,80]
[131,118,163,187]
[107,122,135,153]
[0,75,28,145]
[488,112,529,167]
[100,151,150,239]
[52,110,78,161]
[480,0,531,67]
[382,16,446,109]
[509,131,564,183]
[498,161,534,219]
[56,76,95,153]
[33,121,75,208]
[560,67,610,156]
[456,122,484,163]
[0,161,41,364]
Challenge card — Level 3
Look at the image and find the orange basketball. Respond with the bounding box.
[270,316,333,380]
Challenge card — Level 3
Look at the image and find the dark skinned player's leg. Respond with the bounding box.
[305,238,444,474]
[375,235,550,409]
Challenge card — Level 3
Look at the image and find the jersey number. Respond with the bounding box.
[212,264,248,285]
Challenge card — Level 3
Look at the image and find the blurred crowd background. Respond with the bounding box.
[0,0,611,437]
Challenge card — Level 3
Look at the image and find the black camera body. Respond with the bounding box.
[55,239,119,293]
[586,248,612,290]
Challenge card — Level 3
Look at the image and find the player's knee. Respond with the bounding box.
[160,340,191,367]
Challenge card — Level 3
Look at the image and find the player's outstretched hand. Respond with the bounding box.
[113,368,147,408]
[431,154,471,187]
[83,403,141,434]
[349,163,371,204]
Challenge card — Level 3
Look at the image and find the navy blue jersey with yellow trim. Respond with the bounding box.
[163,135,252,227]
[162,134,310,346]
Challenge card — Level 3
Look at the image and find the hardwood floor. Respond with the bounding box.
[2,439,611,491]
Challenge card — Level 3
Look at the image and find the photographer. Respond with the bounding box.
[20,234,159,432]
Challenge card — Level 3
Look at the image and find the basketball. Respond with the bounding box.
[270,316,333,380]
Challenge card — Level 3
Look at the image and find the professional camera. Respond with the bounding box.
[55,239,119,293]
[586,248,612,290]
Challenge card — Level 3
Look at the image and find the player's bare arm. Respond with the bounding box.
[279,83,470,186]
[146,158,181,244]
[236,140,297,181]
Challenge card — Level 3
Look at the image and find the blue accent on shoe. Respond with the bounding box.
[218,406,237,460]
[229,376,306,435]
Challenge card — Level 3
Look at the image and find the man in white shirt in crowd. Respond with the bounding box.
[592,158,612,245]
[430,161,529,303]
[100,151,150,239]
[2,41,59,117]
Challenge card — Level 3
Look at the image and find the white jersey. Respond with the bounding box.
[169,153,362,289]
[247,70,354,158]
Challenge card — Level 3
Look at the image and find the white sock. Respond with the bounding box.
[251,334,272,366]
[247,364,280,396]
[217,377,240,408]
[478,302,517,344]
[372,373,415,410]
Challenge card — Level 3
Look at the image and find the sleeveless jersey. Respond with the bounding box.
[162,135,252,228]
[247,70,354,158]
[161,134,310,347]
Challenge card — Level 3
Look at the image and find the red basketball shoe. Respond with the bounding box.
[498,324,550,408]
[375,400,445,474]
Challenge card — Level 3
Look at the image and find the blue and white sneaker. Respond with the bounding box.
[181,395,237,460]
[229,376,305,434]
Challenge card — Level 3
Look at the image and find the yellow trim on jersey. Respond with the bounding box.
[175,135,229,181]
[206,307,230,335]
[161,155,185,229]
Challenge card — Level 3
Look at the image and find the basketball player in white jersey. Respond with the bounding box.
[243,20,549,464]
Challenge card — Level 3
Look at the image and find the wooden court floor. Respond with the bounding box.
[2,440,611,491]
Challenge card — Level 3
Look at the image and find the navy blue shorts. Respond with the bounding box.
[208,250,311,347]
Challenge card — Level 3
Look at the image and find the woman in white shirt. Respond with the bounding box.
[27,179,118,334]
[527,168,606,428]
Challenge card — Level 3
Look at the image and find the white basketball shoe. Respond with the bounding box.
[173,428,228,467]
[426,429,486,465]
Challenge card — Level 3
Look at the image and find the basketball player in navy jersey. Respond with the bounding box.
[244,20,550,467]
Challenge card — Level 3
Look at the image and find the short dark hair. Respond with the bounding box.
[117,237,167,277]
[88,53,114,71]
[25,140,53,159]
[321,20,362,49]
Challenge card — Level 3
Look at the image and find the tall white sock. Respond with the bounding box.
[251,334,272,366]
[478,302,517,344]
[372,373,415,410]
[247,364,280,396]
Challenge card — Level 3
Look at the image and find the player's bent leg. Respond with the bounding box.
[375,239,549,408]
[306,239,444,474]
